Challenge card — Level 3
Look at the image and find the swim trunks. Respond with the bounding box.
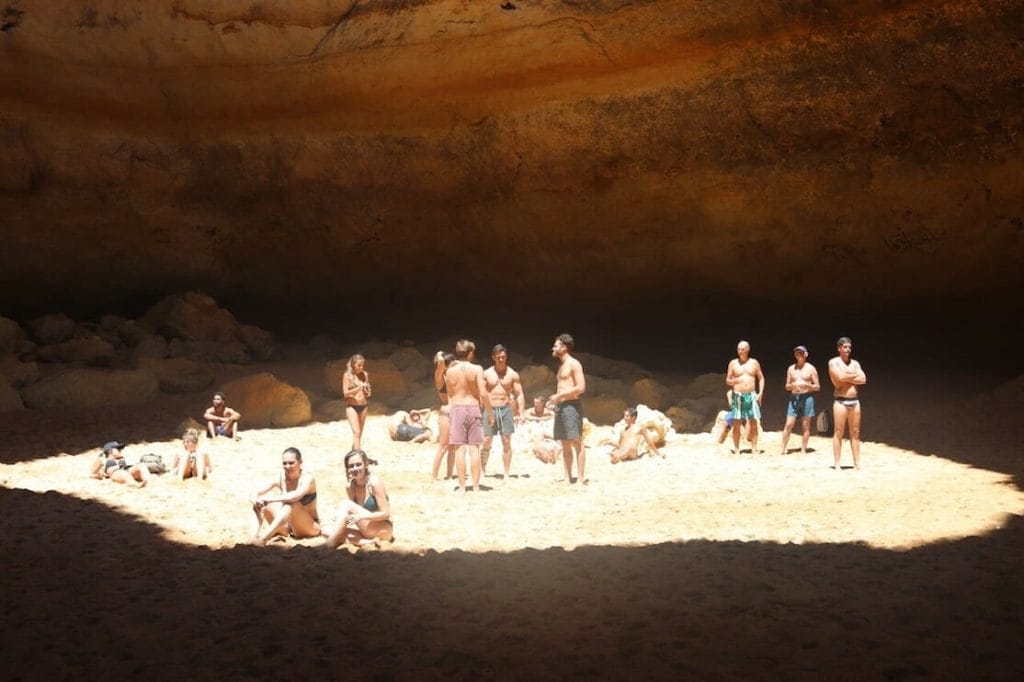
[731,391,761,421]
[395,422,426,441]
[448,404,484,445]
[483,404,515,437]
[786,393,816,418]
[215,424,229,436]
[834,397,860,408]
[553,400,583,441]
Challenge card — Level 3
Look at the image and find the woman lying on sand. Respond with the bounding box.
[89,441,149,487]
[249,447,321,545]
[324,449,393,548]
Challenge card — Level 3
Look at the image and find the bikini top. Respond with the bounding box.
[280,474,316,505]
[355,477,387,512]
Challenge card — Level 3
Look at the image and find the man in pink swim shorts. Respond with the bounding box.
[443,339,493,492]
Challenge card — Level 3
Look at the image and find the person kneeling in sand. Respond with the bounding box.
[173,428,213,481]
[324,449,393,549]
[90,441,150,487]
[606,408,664,464]
[388,408,434,443]
[249,447,321,545]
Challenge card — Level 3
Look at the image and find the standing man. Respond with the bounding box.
[482,344,526,480]
[780,345,820,455]
[445,339,494,492]
[204,391,241,440]
[725,340,765,454]
[546,333,587,484]
[829,336,867,470]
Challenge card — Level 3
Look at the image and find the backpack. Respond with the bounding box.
[816,410,833,435]
[139,453,168,475]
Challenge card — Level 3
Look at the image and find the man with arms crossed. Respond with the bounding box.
[829,336,867,470]
[546,333,587,484]
[725,340,765,454]
[445,339,494,492]
[780,345,820,455]
[481,344,526,480]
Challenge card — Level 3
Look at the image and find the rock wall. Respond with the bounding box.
[1,1,1022,320]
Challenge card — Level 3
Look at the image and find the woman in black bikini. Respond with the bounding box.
[430,351,456,480]
[342,354,371,450]
[324,449,393,549]
[249,447,320,545]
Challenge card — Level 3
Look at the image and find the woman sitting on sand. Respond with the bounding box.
[249,447,321,545]
[342,354,371,450]
[89,441,149,487]
[324,449,393,549]
[173,428,212,481]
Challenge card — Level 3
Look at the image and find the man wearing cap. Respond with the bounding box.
[725,340,765,453]
[780,345,820,455]
[829,336,867,470]
[89,441,150,487]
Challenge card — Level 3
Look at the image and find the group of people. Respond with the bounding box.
[724,337,867,469]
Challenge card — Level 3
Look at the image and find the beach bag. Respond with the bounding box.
[139,453,167,474]
[815,410,832,435]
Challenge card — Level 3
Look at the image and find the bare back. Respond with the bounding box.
[445,361,486,406]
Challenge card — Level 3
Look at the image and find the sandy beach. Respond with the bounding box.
[2,362,1023,680]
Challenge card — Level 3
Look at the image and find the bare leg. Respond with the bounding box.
[131,463,149,487]
[832,402,848,469]
[501,435,513,478]
[731,420,742,453]
[480,436,491,475]
[346,406,364,450]
[561,440,574,482]
[431,415,450,479]
[799,416,811,453]
[573,438,586,483]
[254,503,293,544]
[780,415,796,454]
[469,444,482,490]
[207,421,216,438]
[452,444,466,492]
[848,403,863,469]
[748,420,760,453]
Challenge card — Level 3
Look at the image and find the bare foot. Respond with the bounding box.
[249,535,266,546]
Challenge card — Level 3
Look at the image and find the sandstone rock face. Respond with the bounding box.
[35,338,117,365]
[220,372,311,428]
[27,314,75,345]
[0,355,39,387]
[21,369,159,409]
[0,316,31,355]
[0,379,25,412]
[136,357,216,394]
[1,1,1020,324]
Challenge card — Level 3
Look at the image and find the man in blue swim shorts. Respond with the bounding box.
[780,345,820,455]
[546,333,587,484]
[482,344,526,480]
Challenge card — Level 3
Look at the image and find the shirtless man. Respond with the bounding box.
[389,408,433,443]
[725,340,765,454]
[607,407,664,463]
[249,446,320,545]
[481,344,526,479]
[444,339,494,492]
[828,337,868,470]
[546,333,587,484]
[524,396,555,422]
[780,345,821,455]
[204,391,241,439]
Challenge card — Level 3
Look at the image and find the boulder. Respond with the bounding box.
[518,364,554,399]
[0,355,39,387]
[630,377,670,410]
[168,338,250,364]
[176,417,206,437]
[117,319,153,347]
[131,335,170,360]
[21,369,159,409]
[139,291,238,342]
[136,357,216,394]
[683,373,728,401]
[0,379,24,412]
[27,313,76,345]
[238,324,281,361]
[35,337,117,365]
[220,372,311,428]
[666,406,706,434]
[324,357,408,403]
[575,352,648,380]
[0,316,32,355]
[389,347,430,382]
[315,399,349,421]
[582,396,629,426]
[586,376,629,402]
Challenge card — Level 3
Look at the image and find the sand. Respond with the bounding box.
[2,363,1024,679]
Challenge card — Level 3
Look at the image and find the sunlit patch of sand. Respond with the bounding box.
[3,416,1022,552]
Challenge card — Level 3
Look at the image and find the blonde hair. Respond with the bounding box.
[182,428,200,444]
